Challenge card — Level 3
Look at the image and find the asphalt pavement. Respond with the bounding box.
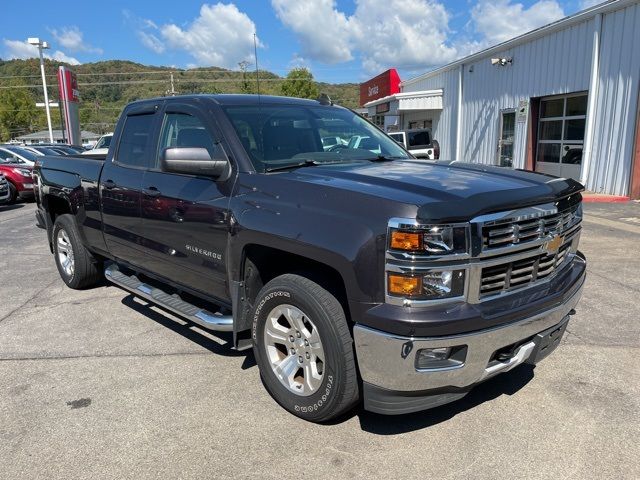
[0,201,638,480]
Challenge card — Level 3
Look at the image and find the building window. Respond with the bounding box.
[372,115,384,128]
[536,93,587,181]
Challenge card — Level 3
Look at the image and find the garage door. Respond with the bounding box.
[536,93,587,182]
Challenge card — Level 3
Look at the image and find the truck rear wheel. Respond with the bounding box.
[52,214,102,289]
[252,274,359,423]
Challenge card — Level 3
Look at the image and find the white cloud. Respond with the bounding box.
[471,0,565,46]
[272,0,353,63]
[138,31,165,54]
[50,26,103,54]
[272,0,458,73]
[3,39,80,65]
[158,3,260,68]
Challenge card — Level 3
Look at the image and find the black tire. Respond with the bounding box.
[252,274,359,423]
[7,183,18,204]
[52,214,102,289]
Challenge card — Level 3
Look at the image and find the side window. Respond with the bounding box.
[116,113,155,168]
[159,112,219,161]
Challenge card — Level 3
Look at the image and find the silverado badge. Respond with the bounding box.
[545,235,563,254]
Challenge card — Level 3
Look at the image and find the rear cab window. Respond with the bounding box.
[116,114,156,168]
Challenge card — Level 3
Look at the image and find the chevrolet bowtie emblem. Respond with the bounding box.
[545,235,563,254]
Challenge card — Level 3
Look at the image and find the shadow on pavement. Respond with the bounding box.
[120,293,256,369]
[121,290,534,431]
[0,203,25,212]
[356,364,535,434]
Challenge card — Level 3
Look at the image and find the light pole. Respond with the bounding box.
[28,37,54,143]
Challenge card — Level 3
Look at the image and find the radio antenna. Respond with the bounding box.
[253,33,260,96]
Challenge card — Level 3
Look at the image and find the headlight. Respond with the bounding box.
[388,269,466,300]
[390,225,468,254]
[13,168,32,178]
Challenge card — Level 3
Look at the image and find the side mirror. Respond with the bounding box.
[160,146,231,180]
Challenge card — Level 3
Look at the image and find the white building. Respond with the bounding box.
[397,0,640,198]
[15,129,101,145]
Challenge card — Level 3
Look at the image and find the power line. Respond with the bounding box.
[0,66,365,82]
[0,77,340,89]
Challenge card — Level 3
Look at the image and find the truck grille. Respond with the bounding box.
[482,203,581,250]
[480,242,571,296]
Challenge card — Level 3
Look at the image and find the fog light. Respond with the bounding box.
[415,345,467,370]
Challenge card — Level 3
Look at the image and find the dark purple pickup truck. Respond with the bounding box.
[33,94,586,422]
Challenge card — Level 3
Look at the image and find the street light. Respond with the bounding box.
[28,37,54,143]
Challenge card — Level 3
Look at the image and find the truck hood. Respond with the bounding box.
[279,160,583,222]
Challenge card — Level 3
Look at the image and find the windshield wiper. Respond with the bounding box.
[265,159,351,172]
[265,159,320,172]
[369,155,405,162]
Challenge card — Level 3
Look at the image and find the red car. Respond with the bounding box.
[0,160,34,203]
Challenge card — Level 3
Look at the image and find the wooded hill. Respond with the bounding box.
[0,59,360,139]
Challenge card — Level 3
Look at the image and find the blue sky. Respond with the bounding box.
[3,0,601,83]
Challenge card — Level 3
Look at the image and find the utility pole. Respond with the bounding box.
[28,37,54,142]
[167,72,176,96]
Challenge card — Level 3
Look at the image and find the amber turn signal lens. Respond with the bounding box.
[390,231,422,251]
[388,274,422,296]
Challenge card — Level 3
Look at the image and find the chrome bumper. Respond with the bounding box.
[353,278,583,393]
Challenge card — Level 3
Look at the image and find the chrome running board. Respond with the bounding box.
[105,264,233,332]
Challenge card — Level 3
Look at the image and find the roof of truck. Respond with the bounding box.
[128,94,331,107]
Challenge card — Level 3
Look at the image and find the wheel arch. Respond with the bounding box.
[232,242,353,344]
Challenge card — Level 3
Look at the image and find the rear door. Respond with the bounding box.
[139,103,233,302]
[101,105,161,266]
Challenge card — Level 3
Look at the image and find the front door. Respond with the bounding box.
[497,110,516,167]
[536,93,587,181]
[139,105,233,302]
[101,107,161,267]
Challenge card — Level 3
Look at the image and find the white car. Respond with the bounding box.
[321,136,347,151]
[388,129,440,159]
[82,133,113,157]
[346,135,382,154]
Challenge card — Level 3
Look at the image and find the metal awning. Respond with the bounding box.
[397,90,443,111]
[363,89,443,111]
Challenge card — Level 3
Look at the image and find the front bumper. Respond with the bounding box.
[354,257,585,415]
[18,189,34,200]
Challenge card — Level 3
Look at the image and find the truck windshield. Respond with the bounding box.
[222,104,410,172]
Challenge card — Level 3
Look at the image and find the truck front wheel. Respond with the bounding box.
[252,274,359,423]
[52,214,102,289]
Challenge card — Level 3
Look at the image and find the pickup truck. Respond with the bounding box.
[34,94,586,422]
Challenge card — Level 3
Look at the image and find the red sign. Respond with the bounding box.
[359,69,401,107]
[57,68,79,103]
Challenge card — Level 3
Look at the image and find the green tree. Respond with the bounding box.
[280,68,319,99]
[238,61,256,94]
[0,88,38,141]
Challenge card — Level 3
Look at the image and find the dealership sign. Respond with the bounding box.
[57,66,81,146]
[359,69,401,107]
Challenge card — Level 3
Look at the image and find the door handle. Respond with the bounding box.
[103,179,116,190]
[143,186,161,197]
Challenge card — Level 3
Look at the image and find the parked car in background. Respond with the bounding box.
[389,129,440,159]
[0,146,39,166]
[0,174,10,205]
[321,136,347,151]
[0,159,34,203]
[82,133,113,157]
[22,145,63,156]
[50,145,85,155]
